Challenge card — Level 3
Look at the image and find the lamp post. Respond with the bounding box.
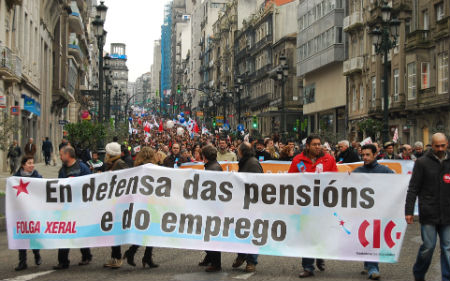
[370,1,400,143]
[92,1,107,123]
[103,54,112,122]
[235,76,243,129]
[277,55,289,142]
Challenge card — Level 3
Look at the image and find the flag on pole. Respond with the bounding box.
[193,121,199,134]
[128,120,132,135]
[144,122,150,133]
[393,128,399,143]
[159,120,163,132]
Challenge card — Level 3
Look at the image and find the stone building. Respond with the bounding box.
[0,0,99,171]
[345,0,449,145]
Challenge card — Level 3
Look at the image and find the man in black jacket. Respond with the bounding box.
[336,140,360,163]
[198,145,223,272]
[254,139,272,161]
[163,143,181,168]
[232,142,263,273]
[405,132,450,281]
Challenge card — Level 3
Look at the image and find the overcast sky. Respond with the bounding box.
[103,0,171,82]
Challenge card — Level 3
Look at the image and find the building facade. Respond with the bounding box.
[0,0,99,172]
[297,0,347,139]
[345,0,449,145]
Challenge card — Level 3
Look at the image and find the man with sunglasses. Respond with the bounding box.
[405,132,450,281]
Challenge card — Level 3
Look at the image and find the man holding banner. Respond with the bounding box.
[288,135,337,278]
[54,146,92,270]
[353,144,394,280]
[232,142,263,273]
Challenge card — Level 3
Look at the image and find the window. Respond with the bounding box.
[359,35,364,56]
[421,62,430,89]
[438,52,449,94]
[352,86,356,111]
[337,27,343,43]
[423,10,429,30]
[303,84,315,104]
[371,76,376,107]
[407,62,417,99]
[394,69,399,101]
[436,2,445,21]
[359,84,364,110]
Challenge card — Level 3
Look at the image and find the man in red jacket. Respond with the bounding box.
[288,135,338,278]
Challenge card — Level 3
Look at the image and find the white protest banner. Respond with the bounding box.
[7,164,409,263]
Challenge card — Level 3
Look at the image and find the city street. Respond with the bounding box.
[0,161,443,281]
[0,221,442,281]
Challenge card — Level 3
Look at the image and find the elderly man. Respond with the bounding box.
[405,133,450,281]
[401,144,416,160]
[336,140,360,163]
[413,141,424,159]
[24,138,36,158]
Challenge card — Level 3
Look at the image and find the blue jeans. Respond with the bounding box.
[364,261,379,275]
[413,224,450,281]
[237,253,258,265]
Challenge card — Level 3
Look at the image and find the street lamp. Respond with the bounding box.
[103,53,112,122]
[276,55,289,142]
[235,76,243,129]
[370,0,401,143]
[92,15,105,122]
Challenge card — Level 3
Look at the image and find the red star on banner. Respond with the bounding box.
[12,179,30,196]
[339,220,345,226]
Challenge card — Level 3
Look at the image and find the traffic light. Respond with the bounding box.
[156,90,159,97]
[252,116,258,129]
[177,84,181,94]
[212,117,216,127]
[294,119,300,132]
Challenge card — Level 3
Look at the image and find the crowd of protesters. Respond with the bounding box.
[7,115,450,281]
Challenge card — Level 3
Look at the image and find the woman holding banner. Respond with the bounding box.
[13,155,42,271]
[122,147,159,269]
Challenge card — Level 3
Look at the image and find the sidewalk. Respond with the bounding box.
[0,160,61,193]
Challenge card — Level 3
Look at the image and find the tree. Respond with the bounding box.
[0,114,20,151]
[357,118,383,141]
[64,121,106,150]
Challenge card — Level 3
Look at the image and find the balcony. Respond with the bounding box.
[406,30,432,51]
[0,46,22,82]
[434,17,449,41]
[254,63,273,80]
[69,0,84,35]
[251,34,273,53]
[68,33,84,62]
[343,56,364,75]
[343,12,363,32]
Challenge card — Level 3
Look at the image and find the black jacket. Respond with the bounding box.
[204,160,223,172]
[255,149,272,161]
[405,150,450,225]
[337,148,360,163]
[42,140,53,154]
[238,156,263,173]
[353,160,394,174]
[14,169,42,178]
[163,154,183,168]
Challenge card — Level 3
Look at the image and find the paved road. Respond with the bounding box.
[0,162,443,280]
[0,222,442,281]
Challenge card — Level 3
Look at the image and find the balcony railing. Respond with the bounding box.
[343,56,363,75]
[343,12,363,31]
[0,45,22,80]
[406,30,431,50]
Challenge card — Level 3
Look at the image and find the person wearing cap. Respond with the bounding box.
[255,139,272,161]
[382,142,401,160]
[103,142,129,269]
